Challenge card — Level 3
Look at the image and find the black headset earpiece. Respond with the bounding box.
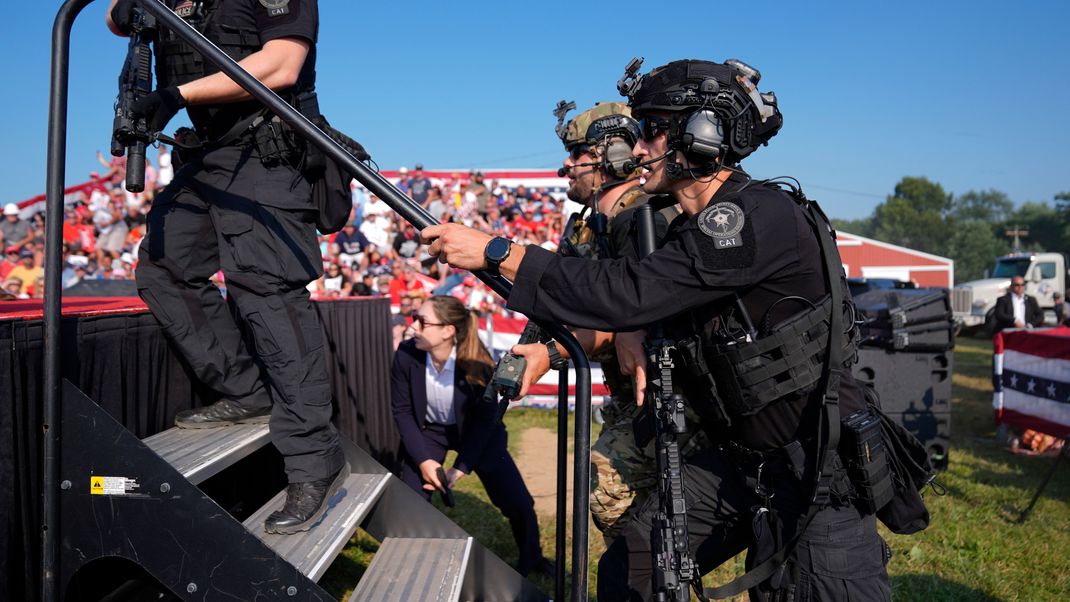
[602,137,636,180]
[680,110,726,159]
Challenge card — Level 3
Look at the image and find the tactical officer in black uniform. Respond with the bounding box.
[424,58,891,600]
[107,0,347,534]
[510,100,712,546]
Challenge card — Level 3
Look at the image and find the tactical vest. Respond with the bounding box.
[676,182,860,424]
[563,186,655,401]
[154,1,263,89]
[564,186,650,260]
[707,292,858,418]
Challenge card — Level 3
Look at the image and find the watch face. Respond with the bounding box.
[486,237,512,262]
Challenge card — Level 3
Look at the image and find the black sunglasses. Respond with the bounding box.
[567,144,590,161]
[413,315,447,329]
[638,116,672,142]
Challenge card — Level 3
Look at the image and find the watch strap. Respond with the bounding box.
[484,236,511,277]
[546,341,568,370]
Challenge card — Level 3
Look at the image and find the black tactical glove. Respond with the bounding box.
[110,0,139,35]
[131,87,187,134]
[327,126,371,162]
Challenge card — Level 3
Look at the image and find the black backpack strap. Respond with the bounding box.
[702,192,846,600]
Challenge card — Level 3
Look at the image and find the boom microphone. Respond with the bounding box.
[557,160,601,178]
[622,149,673,174]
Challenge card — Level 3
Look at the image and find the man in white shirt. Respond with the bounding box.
[362,194,392,219]
[359,213,390,249]
[994,276,1045,331]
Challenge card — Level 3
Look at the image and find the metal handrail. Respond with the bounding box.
[44,0,592,599]
[43,2,96,600]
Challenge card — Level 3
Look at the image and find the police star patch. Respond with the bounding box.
[259,0,290,17]
[698,201,745,249]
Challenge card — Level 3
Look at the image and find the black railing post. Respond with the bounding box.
[43,2,96,601]
[556,369,569,602]
[570,362,592,601]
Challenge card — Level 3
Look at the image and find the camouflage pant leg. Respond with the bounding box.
[590,398,713,544]
[590,398,656,543]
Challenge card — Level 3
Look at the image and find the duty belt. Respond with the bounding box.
[721,439,808,482]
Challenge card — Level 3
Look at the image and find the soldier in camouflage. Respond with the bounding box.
[511,101,708,544]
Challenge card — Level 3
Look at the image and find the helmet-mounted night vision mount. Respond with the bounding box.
[553,99,577,142]
[616,56,645,98]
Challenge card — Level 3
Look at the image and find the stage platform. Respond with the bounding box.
[1,296,397,602]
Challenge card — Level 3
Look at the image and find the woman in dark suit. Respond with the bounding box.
[391,295,548,576]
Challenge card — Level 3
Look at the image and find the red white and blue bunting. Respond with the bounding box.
[993,326,1070,438]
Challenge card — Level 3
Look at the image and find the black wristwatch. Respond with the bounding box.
[546,341,568,370]
[484,236,513,277]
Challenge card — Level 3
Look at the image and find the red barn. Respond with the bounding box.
[836,232,953,288]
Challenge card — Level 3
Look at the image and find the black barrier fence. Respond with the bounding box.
[1,297,396,602]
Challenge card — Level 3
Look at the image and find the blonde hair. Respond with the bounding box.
[427,295,494,387]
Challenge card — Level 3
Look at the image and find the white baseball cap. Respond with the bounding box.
[3,203,19,216]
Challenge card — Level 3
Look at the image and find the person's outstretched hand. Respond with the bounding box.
[422,224,492,271]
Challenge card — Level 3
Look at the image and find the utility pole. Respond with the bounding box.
[1005,225,1029,252]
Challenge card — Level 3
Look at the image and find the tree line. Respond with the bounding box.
[830,176,1070,284]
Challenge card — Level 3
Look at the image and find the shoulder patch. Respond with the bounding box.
[174,0,195,18]
[259,0,290,17]
[698,201,745,249]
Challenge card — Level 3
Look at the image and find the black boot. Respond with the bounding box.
[264,462,350,534]
[174,398,271,429]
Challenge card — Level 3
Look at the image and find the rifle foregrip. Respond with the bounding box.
[125,142,146,193]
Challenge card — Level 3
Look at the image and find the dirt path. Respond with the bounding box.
[515,427,574,519]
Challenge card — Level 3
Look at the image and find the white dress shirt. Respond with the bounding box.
[1012,292,1026,327]
[425,348,457,425]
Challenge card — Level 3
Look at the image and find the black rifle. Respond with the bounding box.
[636,204,700,602]
[111,7,156,193]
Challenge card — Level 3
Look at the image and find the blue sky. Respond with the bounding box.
[4,1,1069,219]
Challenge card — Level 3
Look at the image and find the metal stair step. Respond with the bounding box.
[143,423,271,485]
[244,472,391,581]
[349,536,472,602]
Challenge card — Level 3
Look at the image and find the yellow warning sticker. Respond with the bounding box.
[88,476,139,496]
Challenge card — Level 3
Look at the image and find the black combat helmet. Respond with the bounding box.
[618,58,783,165]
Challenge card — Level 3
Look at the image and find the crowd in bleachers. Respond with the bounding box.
[1,153,569,316]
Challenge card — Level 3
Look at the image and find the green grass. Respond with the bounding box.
[321,337,1070,600]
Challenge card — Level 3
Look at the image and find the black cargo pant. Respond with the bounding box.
[136,144,345,483]
[597,445,891,601]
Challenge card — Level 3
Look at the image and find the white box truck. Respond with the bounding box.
[951,252,1068,332]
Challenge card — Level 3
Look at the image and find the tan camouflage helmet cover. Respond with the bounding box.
[558,101,635,150]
